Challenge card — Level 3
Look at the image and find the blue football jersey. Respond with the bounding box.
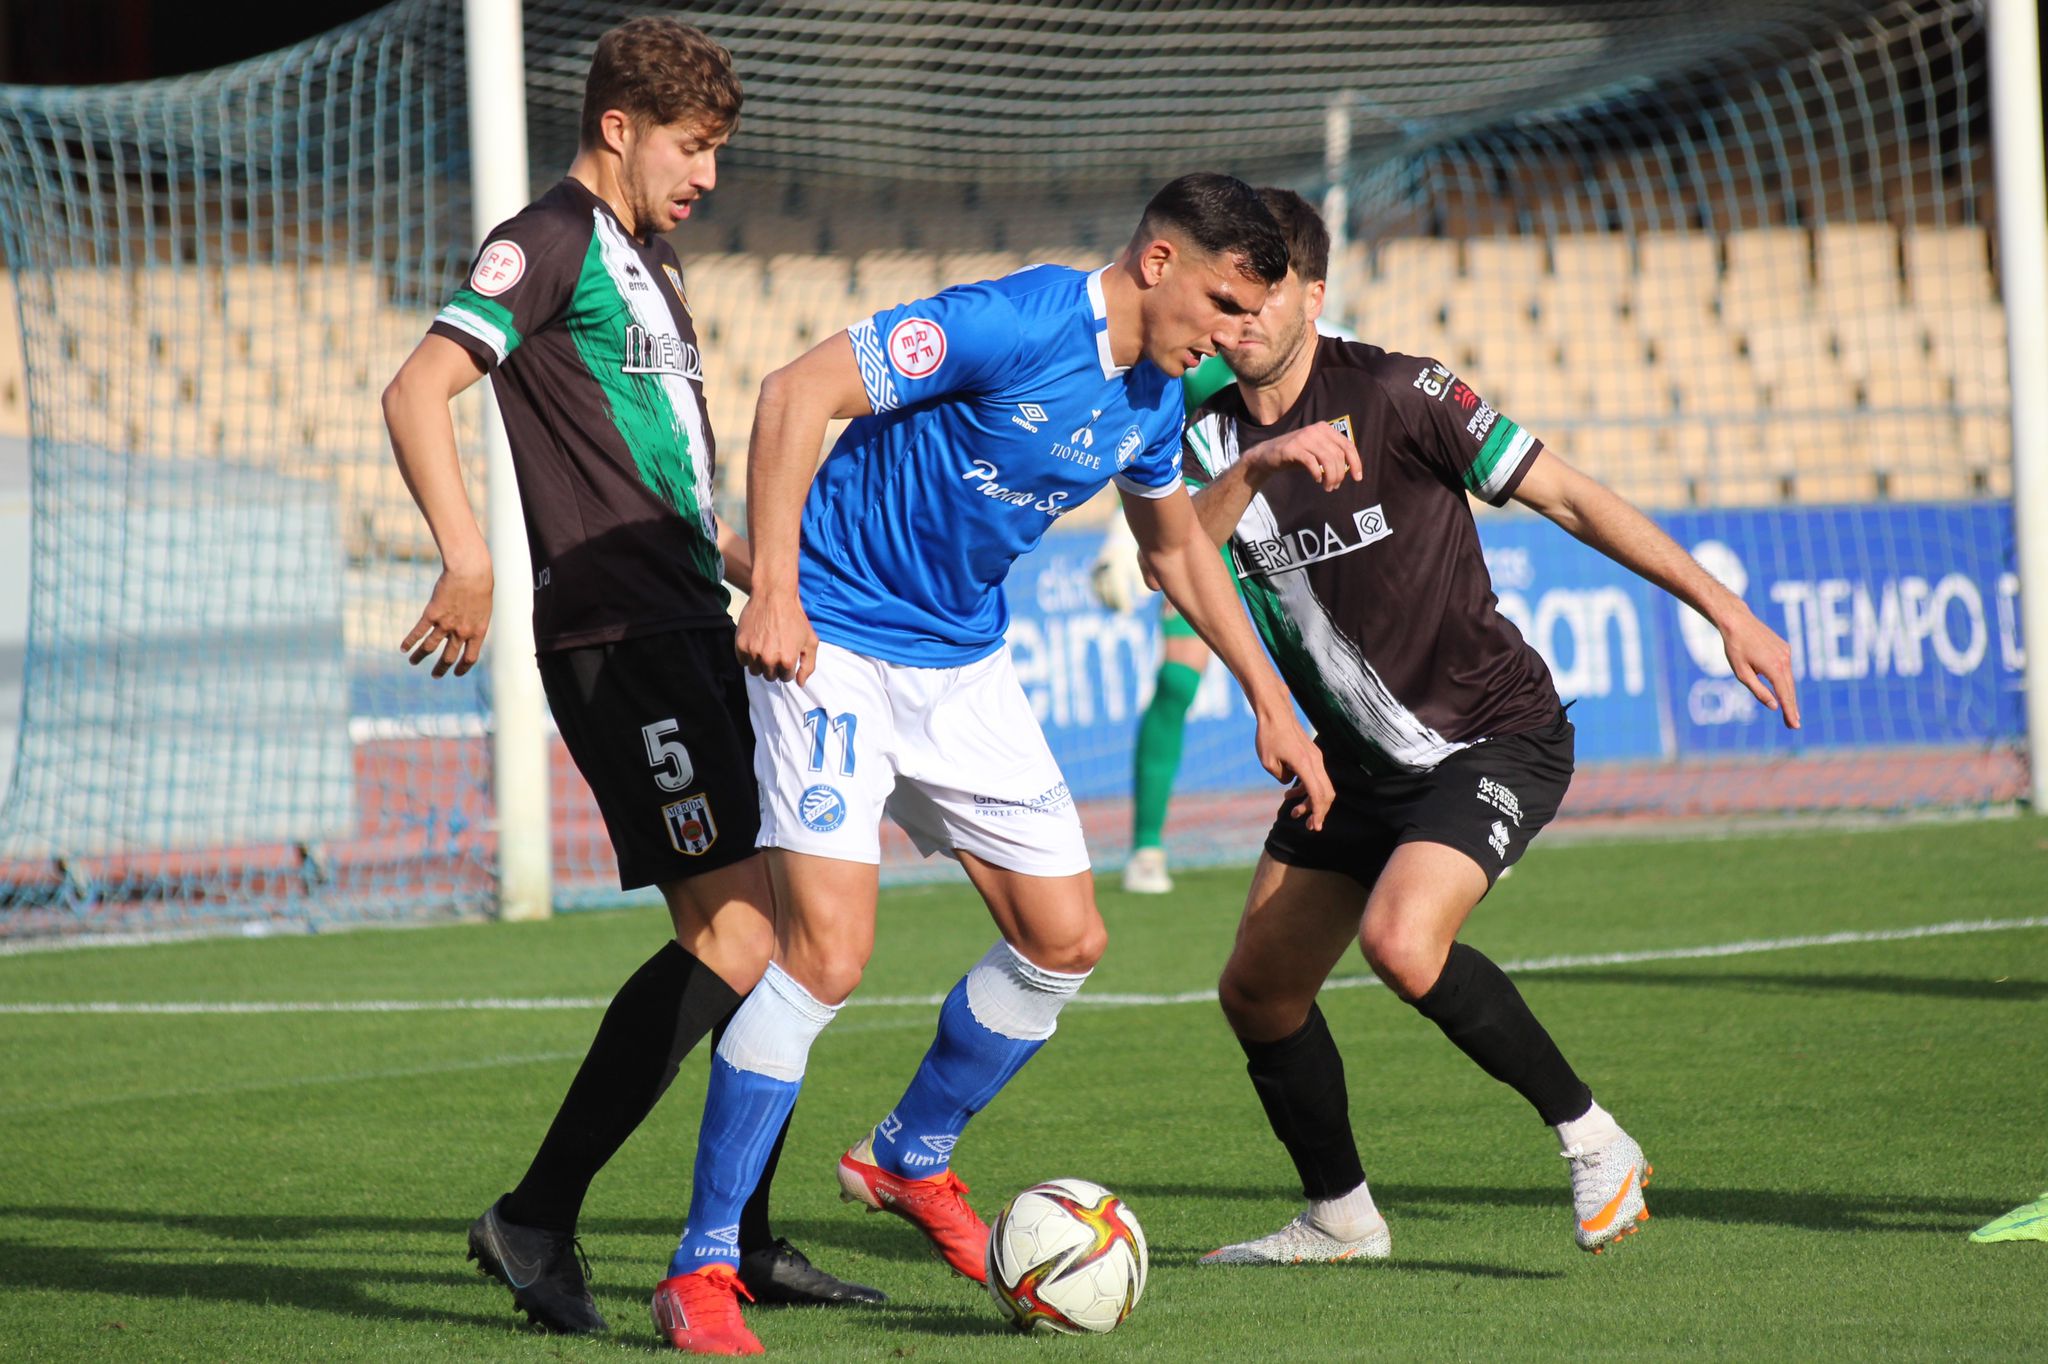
[799,265,1186,666]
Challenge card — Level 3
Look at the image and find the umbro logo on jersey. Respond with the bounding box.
[1012,402,1049,433]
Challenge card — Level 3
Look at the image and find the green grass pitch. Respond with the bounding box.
[4,818,2046,1361]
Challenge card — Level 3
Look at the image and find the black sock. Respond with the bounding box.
[1410,942,1592,1127]
[1237,1004,1366,1201]
[710,1012,794,1259]
[501,941,741,1232]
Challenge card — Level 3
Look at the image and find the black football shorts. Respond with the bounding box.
[1265,708,1575,890]
[538,625,762,890]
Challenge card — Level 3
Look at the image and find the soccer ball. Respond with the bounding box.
[984,1178,1148,1335]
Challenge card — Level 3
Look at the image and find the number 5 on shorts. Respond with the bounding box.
[642,718,694,792]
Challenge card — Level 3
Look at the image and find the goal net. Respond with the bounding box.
[0,0,2020,937]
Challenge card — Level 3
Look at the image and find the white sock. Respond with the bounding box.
[1555,1099,1623,1155]
[1306,1179,1383,1242]
[713,962,840,1082]
[963,939,1090,1041]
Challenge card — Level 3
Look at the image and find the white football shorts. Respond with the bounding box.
[749,640,1089,876]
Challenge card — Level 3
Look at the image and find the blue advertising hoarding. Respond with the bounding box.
[1002,500,2025,793]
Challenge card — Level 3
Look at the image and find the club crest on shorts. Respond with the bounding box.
[662,793,717,855]
[799,784,847,833]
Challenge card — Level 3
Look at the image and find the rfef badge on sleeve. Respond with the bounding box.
[662,794,717,855]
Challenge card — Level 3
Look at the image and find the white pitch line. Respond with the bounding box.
[0,1049,588,1119]
[3,915,2043,1018]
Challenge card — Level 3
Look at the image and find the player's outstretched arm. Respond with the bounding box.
[1187,423,1360,548]
[736,332,874,684]
[382,334,493,678]
[1512,450,1801,730]
[1123,487,1335,829]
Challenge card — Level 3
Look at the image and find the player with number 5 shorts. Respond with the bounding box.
[653,173,1334,1356]
[383,18,877,1341]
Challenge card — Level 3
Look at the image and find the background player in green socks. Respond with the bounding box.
[1091,355,1238,893]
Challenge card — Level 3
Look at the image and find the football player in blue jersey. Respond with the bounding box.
[648,173,1348,1354]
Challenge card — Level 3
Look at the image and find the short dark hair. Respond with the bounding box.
[1134,173,1288,284]
[580,18,743,150]
[1255,187,1330,285]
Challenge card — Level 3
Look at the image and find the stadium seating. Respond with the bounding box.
[0,216,2013,568]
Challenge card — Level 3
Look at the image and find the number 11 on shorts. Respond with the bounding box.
[802,708,857,775]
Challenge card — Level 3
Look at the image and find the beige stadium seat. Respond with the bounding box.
[1721,227,1813,327]
[1759,414,1871,502]
[1573,369,1672,421]
[1739,315,1839,395]
[300,263,387,320]
[0,274,25,437]
[850,251,939,314]
[1631,285,1719,340]
[1959,416,2013,496]
[1813,222,1901,309]
[1832,311,1927,381]
[1535,271,1629,339]
[1443,277,1541,354]
[1637,232,1720,300]
[1903,225,1996,308]
[680,253,766,310]
[1374,237,1460,289]
[1355,268,1445,323]
[133,264,222,326]
[335,455,440,561]
[1554,324,1652,376]
[1949,356,2009,411]
[1921,301,2007,373]
[1726,226,1811,287]
[1682,417,1784,507]
[1463,236,1547,282]
[1670,360,1766,418]
[1551,233,1632,285]
[1861,366,1953,411]
[1865,413,1970,499]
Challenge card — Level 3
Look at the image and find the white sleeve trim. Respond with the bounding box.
[1114,472,1180,499]
[433,305,510,367]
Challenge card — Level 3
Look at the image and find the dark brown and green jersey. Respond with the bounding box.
[1184,335,1561,774]
[430,177,726,652]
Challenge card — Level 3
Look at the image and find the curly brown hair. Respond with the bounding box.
[580,17,743,150]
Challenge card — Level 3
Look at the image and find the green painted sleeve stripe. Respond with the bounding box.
[1467,419,1534,500]
[435,296,519,365]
